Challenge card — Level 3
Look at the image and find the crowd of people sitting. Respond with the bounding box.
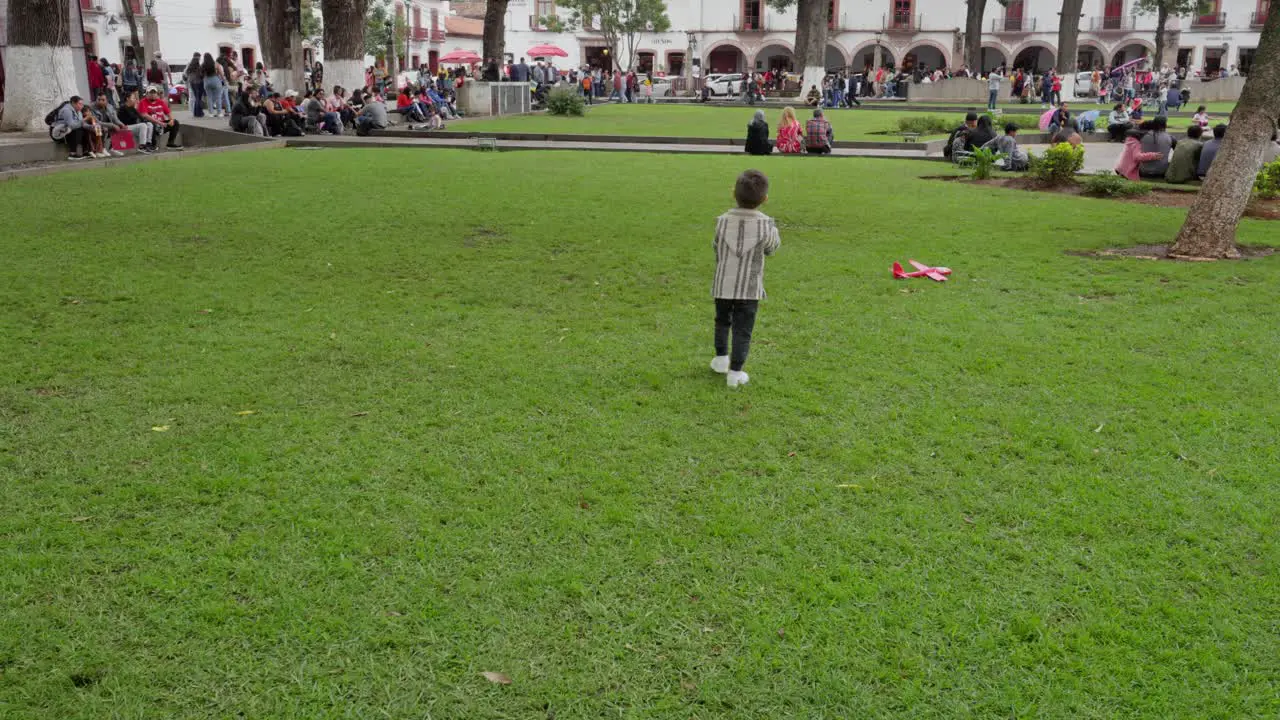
[938,104,1280,184]
[743,107,836,155]
[48,86,182,161]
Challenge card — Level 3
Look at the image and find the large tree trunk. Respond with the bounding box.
[964,0,988,73]
[320,0,369,95]
[1056,0,1084,76]
[794,0,830,98]
[121,0,144,69]
[1153,5,1169,71]
[483,0,509,67]
[255,0,294,90]
[1170,9,1280,258]
[2,0,77,131]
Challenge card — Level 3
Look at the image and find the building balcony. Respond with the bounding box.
[411,26,429,41]
[1252,10,1269,26]
[991,16,1036,32]
[1088,15,1134,32]
[883,13,920,32]
[1190,12,1226,28]
[80,0,107,13]
[214,6,242,26]
[733,13,768,32]
[431,29,445,42]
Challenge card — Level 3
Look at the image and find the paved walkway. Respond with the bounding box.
[1023,142,1123,174]
[284,131,945,159]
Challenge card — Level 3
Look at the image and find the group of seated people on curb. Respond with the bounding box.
[944,113,1031,171]
[940,105,1280,184]
[1116,119,1280,183]
[224,83,460,138]
[744,108,835,155]
[49,86,182,160]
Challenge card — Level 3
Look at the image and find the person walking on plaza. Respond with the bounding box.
[987,68,1003,111]
[201,53,224,118]
[709,170,781,389]
[185,53,205,117]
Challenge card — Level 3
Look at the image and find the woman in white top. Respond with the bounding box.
[1192,105,1210,129]
[1107,103,1132,142]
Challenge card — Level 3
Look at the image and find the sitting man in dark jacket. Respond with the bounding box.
[944,112,978,159]
[745,109,773,155]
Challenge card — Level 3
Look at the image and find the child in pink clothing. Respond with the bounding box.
[1114,128,1163,180]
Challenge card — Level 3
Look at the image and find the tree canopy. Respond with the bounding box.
[552,0,671,70]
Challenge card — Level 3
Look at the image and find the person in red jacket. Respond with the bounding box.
[87,55,106,99]
[138,86,183,149]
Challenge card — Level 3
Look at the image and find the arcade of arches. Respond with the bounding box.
[703,39,1150,75]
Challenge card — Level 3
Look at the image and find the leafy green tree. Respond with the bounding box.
[1133,0,1205,69]
[364,0,407,60]
[553,0,671,71]
[302,0,323,42]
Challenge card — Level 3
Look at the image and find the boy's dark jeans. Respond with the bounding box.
[714,298,759,372]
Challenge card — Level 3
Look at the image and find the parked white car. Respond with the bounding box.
[649,77,675,97]
[1074,71,1096,97]
[705,74,744,96]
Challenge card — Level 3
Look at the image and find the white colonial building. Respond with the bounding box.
[491,0,1272,77]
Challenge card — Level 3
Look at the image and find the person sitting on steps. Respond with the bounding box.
[804,108,833,155]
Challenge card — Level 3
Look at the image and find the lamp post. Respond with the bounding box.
[685,32,697,95]
[386,19,398,91]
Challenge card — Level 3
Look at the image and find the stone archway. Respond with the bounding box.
[1076,40,1107,70]
[825,43,851,71]
[1011,41,1056,73]
[850,40,899,71]
[1111,39,1156,67]
[704,41,748,74]
[980,42,1011,73]
[903,40,949,72]
[753,42,795,74]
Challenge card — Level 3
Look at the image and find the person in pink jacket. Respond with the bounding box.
[1114,128,1163,180]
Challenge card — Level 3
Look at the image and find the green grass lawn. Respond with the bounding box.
[460,103,1204,140]
[905,100,1240,115]
[3,148,1279,718]
[461,103,955,140]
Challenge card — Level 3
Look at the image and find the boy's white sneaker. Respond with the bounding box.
[709,355,730,374]
[726,370,749,388]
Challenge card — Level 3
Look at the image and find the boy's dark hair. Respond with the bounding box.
[964,111,978,122]
[1004,122,1018,134]
[1151,116,1167,131]
[1213,124,1227,139]
[1187,125,1203,139]
[735,170,769,209]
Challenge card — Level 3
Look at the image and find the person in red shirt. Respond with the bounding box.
[87,55,106,98]
[1051,72,1063,105]
[138,86,182,149]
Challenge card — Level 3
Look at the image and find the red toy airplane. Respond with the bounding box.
[892,260,952,282]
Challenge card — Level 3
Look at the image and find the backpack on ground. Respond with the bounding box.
[44,101,70,127]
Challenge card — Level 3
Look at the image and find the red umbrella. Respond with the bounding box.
[527,44,568,58]
[440,50,482,64]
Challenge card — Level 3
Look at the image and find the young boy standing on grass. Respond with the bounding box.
[709,169,781,388]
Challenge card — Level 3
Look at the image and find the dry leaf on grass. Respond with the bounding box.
[481,671,512,685]
[151,425,170,432]
[349,412,369,417]
[70,516,94,523]
[236,410,257,416]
